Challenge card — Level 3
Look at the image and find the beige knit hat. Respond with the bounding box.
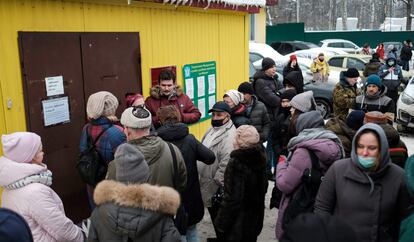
[86,91,119,119]
[224,90,244,106]
[234,125,260,149]
[121,106,152,129]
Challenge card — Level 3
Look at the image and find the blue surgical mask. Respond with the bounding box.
[358,156,376,169]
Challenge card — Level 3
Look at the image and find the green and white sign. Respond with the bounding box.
[183,61,216,122]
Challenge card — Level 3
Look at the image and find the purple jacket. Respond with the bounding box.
[275,138,342,239]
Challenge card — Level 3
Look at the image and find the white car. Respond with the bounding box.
[318,39,360,54]
[249,42,289,68]
[397,76,414,129]
[292,48,348,60]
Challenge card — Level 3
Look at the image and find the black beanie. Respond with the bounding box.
[280,89,297,100]
[344,68,360,78]
[238,82,254,95]
[346,110,365,130]
[261,57,276,71]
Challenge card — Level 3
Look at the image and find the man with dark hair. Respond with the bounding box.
[145,69,201,127]
[400,39,413,71]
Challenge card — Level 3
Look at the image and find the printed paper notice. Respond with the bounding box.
[198,99,206,118]
[185,78,194,99]
[45,76,64,97]
[208,74,216,94]
[42,96,70,126]
[208,95,216,110]
[197,76,205,97]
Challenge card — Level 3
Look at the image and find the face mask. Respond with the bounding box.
[387,61,395,66]
[318,57,324,61]
[357,155,376,169]
[211,119,226,127]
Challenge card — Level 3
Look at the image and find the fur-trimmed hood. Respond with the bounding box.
[150,85,183,100]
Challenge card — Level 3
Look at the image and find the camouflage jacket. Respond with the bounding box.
[333,72,360,120]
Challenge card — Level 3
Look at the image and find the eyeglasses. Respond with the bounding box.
[132,105,150,119]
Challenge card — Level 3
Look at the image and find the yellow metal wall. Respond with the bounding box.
[0,0,249,140]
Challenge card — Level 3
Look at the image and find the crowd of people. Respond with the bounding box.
[0,51,413,242]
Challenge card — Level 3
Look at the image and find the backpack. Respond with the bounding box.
[76,124,112,186]
[282,149,324,230]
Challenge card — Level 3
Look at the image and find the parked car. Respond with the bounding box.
[381,41,403,57]
[249,42,287,67]
[293,47,348,60]
[270,41,318,55]
[318,39,360,54]
[396,76,414,131]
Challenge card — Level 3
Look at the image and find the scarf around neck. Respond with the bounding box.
[4,170,53,190]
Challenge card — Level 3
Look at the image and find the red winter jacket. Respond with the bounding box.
[145,85,201,127]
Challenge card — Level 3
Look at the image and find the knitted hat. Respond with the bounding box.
[238,82,254,95]
[261,57,276,71]
[114,143,149,184]
[234,125,260,149]
[280,89,297,100]
[2,132,41,163]
[87,91,119,119]
[224,90,244,106]
[344,68,360,78]
[290,54,297,61]
[290,91,314,113]
[281,213,357,242]
[364,111,388,124]
[345,110,365,130]
[125,93,144,108]
[0,208,33,242]
[365,74,382,88]
[120,106,152,129]
[405,155,414,197]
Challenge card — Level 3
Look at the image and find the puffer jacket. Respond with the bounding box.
[88,180,181,242]
[353,85,395,115]
[145,85,201,127]
[198,120,236,207]
[230,104,251,128]
[0,157,83,242]
[252,70,283,121]
[215,144,267,242]
[363,59,382,77]
[315,123,411,242]
[245,96,270,142]
[333,71,360,120]
[275,128,343,239]
[157,123,216,226]
[378,59,403,100]
[325,117,356,158]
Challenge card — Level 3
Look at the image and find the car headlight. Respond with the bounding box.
[401,92,414,105]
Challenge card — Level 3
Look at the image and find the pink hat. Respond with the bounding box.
[2,132,42,163]
[234,125,260,149]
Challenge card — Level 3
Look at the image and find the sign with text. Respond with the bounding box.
[183,61,216,122]
[42,96,70,127]
[45,75,64,97]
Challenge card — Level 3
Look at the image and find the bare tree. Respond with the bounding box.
[342,0,348,30]
[396,0,413,30]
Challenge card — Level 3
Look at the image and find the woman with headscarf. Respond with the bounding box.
[223,90,251,128]
[275,111,344,239]
[0,132,84,242]
[79,91,126,208]
[315,123,411,242]
[214,125,267,242]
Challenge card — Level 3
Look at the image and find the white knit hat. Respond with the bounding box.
[224,90,244,106]
[121,107,152,129]
[290,91,314,113]
[86,91,119,119]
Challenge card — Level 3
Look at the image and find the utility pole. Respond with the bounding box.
[342,0,348,30]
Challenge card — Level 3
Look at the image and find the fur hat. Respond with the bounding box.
[365,74,382,88]
[234,125,260,149]
[120,106,152,129]
[344,68,360,78]
[87,91,119,119]
[261,57,276,71]
[364,111,388,124]
[290,91,314,113]
[238,82,254,95]
[2,132,41,163]
[115,143,149,184]
[346,110,365,130]
[224,90,244,106]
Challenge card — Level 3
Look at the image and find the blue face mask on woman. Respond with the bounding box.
[358,156,376,169]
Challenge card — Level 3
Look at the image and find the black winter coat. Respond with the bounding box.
[282,62,302,79]
[272,108,291,156]
[252,71,283,121]
[245,96,271,142]
[283,71,304,94]
[400,45,413,61]
[157,123,216,226]
[215,144,267,242]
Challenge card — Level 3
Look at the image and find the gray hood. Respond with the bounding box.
[295,110,325,134]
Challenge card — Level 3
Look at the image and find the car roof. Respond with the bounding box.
[320,39,357,44]
[327,54,371,61]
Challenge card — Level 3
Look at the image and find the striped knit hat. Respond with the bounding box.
[86,91,119,119]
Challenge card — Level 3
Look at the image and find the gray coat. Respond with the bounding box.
[315,123,411,242]
[88,180,181,242]
[245,96,271,142]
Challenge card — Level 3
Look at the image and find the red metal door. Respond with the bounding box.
[80,32,142,116]
[19,32,90,222]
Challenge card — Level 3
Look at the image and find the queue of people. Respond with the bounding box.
[0,59,413,242]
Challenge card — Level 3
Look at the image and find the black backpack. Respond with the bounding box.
[76,124,112,186]
[282,149,324,230]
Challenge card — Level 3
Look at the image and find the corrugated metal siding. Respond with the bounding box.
[0,0,248,141]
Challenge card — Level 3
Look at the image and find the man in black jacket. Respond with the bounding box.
[400,39,412,71]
